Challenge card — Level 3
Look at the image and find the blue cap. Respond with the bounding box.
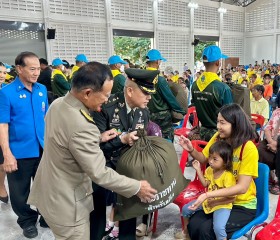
[108,55,127,65]
[75,54,89,63]
[146,49,167,62]
[4,63,12,69]
[52,58,67,67]
[202,45,228,63]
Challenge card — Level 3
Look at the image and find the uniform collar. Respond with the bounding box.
[123,94,138,114]
[15,77,40,92]
[64,92,89,113]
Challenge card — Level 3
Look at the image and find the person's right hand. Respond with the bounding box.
[100,129,118,142]
[192,160,201,170]
[178,135,193,152]
[3,152,18,173]
[136,180,157,203]
[121,131,139,146]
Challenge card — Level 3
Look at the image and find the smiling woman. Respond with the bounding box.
[178,103,258,239]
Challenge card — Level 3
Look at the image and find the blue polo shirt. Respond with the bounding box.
[0,77,48,159]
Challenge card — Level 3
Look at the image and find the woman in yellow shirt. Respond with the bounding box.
[179,103,258,239]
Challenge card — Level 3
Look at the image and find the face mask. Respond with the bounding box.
[120,65,124,72]
[61,65,65,71]
[226,77,231,82]
[241,74,246,77]
[241,84,247,88]
[271,76,275,79]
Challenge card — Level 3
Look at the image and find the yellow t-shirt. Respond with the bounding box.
[247,69,255,78]
[252,77,263,87]
[202,167,236,214]
[202,132,258,209]
[232,72,241,82]
[171,75,179,83]
[237,76,250,85]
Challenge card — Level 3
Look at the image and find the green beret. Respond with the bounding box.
[125,68,159,94]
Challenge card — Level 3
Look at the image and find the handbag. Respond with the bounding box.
[187,126,201,140]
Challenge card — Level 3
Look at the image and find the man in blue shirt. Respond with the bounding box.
[0,52,48,239]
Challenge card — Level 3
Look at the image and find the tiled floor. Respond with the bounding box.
[1,138,279,240]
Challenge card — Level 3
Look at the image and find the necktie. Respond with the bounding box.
[128,110,134,129]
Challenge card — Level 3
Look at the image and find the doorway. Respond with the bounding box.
[193,35,219,72]
[113,29,154,68]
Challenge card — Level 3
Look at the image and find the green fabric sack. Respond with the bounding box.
[114,130,189,221]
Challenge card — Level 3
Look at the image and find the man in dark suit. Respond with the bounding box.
[91,68,160,240]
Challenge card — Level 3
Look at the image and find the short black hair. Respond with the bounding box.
[72,61,113,92]
[252,84,265,95]
[15,51,38,66]
[209,141,233,172]
[263,74,271,79]
[39,58,48,65]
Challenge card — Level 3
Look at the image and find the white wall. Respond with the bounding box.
[0,0,247,70]
[244,0,280,64]
[244,35,274,64]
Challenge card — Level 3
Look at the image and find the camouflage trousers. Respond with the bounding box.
[199,126,217,142]
[150,110,174,142]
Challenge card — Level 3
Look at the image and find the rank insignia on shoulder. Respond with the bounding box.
[80,109,95,124]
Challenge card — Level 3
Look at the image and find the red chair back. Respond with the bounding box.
[275,194,280,219]
[181,106,199,128]
[174,107,199,137]
[179,140,207,173]
[251,114,265,128]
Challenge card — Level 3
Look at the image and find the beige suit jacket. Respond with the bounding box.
[28,92,139,226]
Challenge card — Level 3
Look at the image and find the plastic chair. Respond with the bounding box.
[230,163,269,240]
[251,113,265,141]
[255,193,280,240]
[173,140,208,230]
[152,140,207,232]
[174,106,199,137]
[251,114,265,129]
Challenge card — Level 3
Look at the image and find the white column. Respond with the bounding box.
[153,0,159,49]
[189,6,195,75]
[105,0,114,57]
[42,0,52,62]
[273,0,279,64]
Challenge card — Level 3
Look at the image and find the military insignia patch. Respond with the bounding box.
[80,109,95,124]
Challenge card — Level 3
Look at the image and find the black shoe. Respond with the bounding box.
[0,195,8,204]
[39,217,49,228]
[103,233,118,240]
[23,225,38,239]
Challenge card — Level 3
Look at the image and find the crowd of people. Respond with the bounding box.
[0,45,278,240]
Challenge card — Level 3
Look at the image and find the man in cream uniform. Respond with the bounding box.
[28,62,156,240]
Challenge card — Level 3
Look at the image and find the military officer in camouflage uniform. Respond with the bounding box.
[90,68,159,240]
[145,49,185,142]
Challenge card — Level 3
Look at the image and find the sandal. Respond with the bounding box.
[270,184,280,195]
[136,223,152,237]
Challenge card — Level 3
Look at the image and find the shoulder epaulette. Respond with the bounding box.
[80,109,95,124]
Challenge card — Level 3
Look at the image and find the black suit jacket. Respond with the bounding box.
[92,92,149,167]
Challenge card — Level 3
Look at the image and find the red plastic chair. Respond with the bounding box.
[152,140,208,232]
[174,106,199,137]
[251,114,265,144]
[255,194,280,240]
